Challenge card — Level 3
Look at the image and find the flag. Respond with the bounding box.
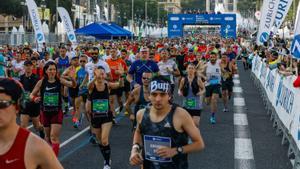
[57,7,77,48]
[256,0,280,45]
[291,2,300,59]
[26,0,45,45]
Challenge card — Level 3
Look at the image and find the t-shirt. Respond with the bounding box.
[128,60,159,85]
[85,60,111,83]
[0,54,6,77]
[11,60,24,79]
[158,59,178,84]
[106,58,128,81]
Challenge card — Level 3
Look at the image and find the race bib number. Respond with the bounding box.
[24,91,30,102]
[209,76,220,85]
[185,98,196,109]
[43,92,59,107]
[144,135,172,163]
[92,99,109,115]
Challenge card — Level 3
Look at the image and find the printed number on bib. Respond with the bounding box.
[44,92,59,107]
[92,99,109,116]
[209,76,220,85]
[185,98,196,109]
[24,91,30,102]
[144,135,172,163]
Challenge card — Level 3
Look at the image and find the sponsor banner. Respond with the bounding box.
[256,0,279,45]
[272,0,293,33]
[26,0,45,44]
[57,7,77,47]
[291,2,300,59]
[252,56,300,149]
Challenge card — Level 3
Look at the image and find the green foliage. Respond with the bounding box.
[0,0,23,17]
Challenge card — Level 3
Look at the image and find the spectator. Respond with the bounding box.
[293,62,300,88]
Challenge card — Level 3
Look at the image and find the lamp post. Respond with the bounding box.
[20,1,27,31]
[40,0,46,24]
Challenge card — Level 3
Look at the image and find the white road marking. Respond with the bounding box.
[233,87,243,93]
[234,113,248,126]
[60,106,120,148]
[234,74,239,79]
[234,138,254,160]
[234,97,245,106]
[233,79,240,84]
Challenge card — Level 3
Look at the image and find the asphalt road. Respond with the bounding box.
[25,62,293,169]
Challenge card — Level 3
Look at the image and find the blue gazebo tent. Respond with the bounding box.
[75,22,132,39]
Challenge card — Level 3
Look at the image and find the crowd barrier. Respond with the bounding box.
[251,56,300,169]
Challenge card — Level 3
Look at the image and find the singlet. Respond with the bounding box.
[57,56,70,75]
[40,79,62,114]
[19,74,39,104]
[221,62,232,82]
[134,87,150,114]
[90,83,110,118]
[0,127,30,169]
[140,104,188,169]
[206,61,221,86]
[183,83,202,110]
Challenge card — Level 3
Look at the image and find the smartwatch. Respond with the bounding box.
[177,147,183,155]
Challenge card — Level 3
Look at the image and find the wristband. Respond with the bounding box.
[31,96,37,102]
[132,143,141,151]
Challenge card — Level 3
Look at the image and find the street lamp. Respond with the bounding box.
[20,1,27,31]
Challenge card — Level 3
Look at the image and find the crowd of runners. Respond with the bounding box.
[0,33,256,169]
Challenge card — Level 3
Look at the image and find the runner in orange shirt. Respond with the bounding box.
[106,47,128,122]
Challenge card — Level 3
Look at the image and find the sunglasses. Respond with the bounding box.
[80,60,86,63]
[91,53,98,55]
[142,77,151,80]
[0,100,15,109]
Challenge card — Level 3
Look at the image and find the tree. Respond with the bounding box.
[0,0,23,17]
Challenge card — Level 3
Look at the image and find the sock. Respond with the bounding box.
[52,143,60,157]
[211,112,215,117]
[99,144,111,165]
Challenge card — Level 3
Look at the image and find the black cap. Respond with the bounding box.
[0,78,23,103]
[24,60,33,66]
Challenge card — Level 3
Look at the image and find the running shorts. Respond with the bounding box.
[20,102,40,118]
[40,109,63,127]
[91,111,113,128]
[184,108,202,117]
[205,84,221,97]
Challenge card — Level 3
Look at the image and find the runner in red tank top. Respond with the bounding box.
[0,78,63,169]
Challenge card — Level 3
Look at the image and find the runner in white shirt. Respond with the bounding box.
[157,49,180,94]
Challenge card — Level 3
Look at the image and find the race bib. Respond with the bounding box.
[92,99,109,115]
[209,76,220,85]
[185,98,196,109]
[144,135,172,163]
[24,91,30,102]
[43,92,59,107]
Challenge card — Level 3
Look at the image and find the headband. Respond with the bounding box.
[150,80,171,94]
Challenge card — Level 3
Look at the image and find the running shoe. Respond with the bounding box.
[89,134,97,145]
[223,108,229,112]
[210,116,216,124]
[103,164,111,169]
[124,111,129,116]
[73,121,80,129]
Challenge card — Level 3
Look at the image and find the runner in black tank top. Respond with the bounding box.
[30,61,76,157]
[125,71,152,130]
[86,66,124,169]
[130,75,205,169]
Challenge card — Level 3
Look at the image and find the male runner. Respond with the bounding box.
[125,71,152,129]
[129,76,205,169]
[204,52,222,124]
[0,78,63,169]
[19,61,44,137]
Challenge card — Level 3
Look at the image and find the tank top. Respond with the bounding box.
[140,104,188,169]
[90,83,110,118]
[57,56,70,75]
[20,74,39,103]
[183,84,202,110]
[221,62,232,81]
[40,79,62,114]
[0,127,30,169]
[206,61,221,86]
[134,87,150,113]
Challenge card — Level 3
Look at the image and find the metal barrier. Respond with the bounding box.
[250,72,300,169]
[0,33,69,46]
